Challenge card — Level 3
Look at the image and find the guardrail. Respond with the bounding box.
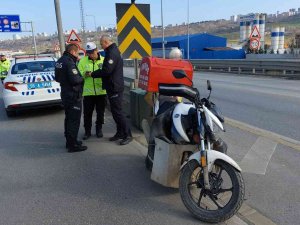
[190,59,300,75]
[123,58,300,76]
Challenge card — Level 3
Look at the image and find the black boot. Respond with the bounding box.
[68,144,88,153]
[66,140,83,149]
[96,125,103,138]
[119,136,133,145]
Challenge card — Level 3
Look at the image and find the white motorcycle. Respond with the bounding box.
[144,70,245,223]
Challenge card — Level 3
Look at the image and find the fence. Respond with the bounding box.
[124,58,300,76]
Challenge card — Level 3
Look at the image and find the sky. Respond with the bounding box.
[1,0,300,39]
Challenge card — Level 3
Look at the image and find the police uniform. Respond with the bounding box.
[55,51,84,149]
[78,54,106,138]
[91,43,132,145]
[0,57,11,82]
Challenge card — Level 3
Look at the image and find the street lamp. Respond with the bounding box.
[161,0,165,58]
[86,14,97,32]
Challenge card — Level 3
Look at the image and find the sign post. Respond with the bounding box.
[249,38,260,51]
[20,21,38,55]
[249,26,261,52]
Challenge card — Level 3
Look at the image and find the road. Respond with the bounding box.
[2,85,241,225]
[193,72,300,141]
[0,72,299,225]
[0,99,206,225]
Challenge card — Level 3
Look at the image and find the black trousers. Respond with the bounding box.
[83,95,106,133]
[108,92,131,137]
[64,101,82,146]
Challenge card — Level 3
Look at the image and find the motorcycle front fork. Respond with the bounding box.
[200,139,211,189]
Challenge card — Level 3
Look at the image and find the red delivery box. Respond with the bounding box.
[138,57,193,92]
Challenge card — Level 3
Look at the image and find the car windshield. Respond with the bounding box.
[11,61,55,74]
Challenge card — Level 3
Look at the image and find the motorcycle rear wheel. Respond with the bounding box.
[179,160,244,223]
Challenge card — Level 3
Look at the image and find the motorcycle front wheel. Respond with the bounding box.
[179,160,245,223]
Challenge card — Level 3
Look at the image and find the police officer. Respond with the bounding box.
[0,54,11,83]
[78,42,106,140]
[91,35,132,145]
[55,44,87,152]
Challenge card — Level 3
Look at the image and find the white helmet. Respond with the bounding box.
[169,47,182,59]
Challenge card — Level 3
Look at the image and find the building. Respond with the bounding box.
[151,33,245,59]
[230,15,238,22]
[13,34,21,40]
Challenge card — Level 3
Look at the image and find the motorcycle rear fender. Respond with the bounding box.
[180,150,242,172]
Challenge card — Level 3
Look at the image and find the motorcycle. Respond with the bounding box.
[144,70,245,223]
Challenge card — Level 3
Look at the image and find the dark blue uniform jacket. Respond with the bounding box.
[55,51,84,105]
[91,43,124,94]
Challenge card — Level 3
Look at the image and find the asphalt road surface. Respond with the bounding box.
[193,72,300,141]
[1,72,299,225]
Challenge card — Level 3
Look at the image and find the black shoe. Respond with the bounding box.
[109,133,125,141]
[96,129,103,138]
[68,145,88,153]
[83,133,91,140]
[66,140,83,149]
[119,136,133,145]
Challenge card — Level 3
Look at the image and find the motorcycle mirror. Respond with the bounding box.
[172,70,187,79]
[207,80,212,91]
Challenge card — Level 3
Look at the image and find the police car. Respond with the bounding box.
[2,55,61,117]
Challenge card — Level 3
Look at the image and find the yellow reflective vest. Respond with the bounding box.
[78,55,106,96]
[0,59,11,79]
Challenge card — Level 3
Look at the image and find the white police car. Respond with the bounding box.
[2,55,61,117]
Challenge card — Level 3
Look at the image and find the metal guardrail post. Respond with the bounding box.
[130,82,135,89]
[134,59,139,88]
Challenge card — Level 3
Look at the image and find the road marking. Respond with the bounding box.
[239,137,277,175]
[226,117,300,151]
[238,203,277,225]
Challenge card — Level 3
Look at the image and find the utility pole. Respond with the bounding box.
[187,0,190,59]
[79,0,86,44]
[54,0,65,54]
[30,22,38,55]
[161,0,165,58]
[131,0,139,86]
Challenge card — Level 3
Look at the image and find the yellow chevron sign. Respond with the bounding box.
[116,3,152,59]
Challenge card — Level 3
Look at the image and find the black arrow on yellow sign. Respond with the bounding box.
[116,3,152,59]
